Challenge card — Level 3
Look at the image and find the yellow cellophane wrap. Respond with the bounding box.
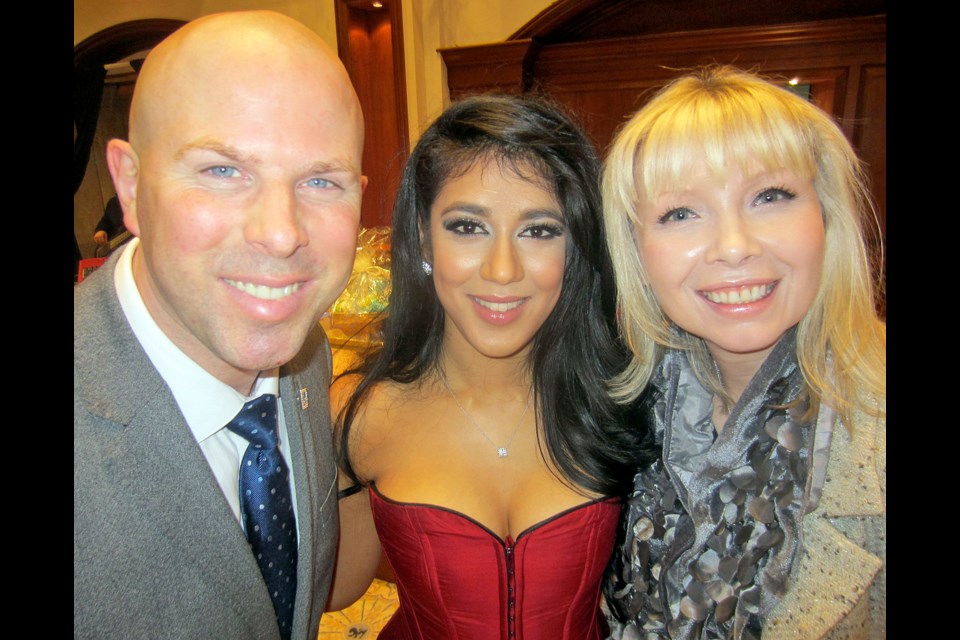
[321,226,391,374]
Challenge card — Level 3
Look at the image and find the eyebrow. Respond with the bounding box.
[175,138,360,175]
[175,139,252,163]
[438,203,565,223]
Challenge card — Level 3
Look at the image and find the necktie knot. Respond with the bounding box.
[226,394,279,451]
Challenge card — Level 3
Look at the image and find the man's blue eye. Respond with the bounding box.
[306,178,335,189]
[206,166,240,178]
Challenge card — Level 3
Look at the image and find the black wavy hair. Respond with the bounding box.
[336,93,655,496]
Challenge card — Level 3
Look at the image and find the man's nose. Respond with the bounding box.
[244,184,309,258]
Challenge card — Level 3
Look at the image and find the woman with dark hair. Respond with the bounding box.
[327,94,654,639]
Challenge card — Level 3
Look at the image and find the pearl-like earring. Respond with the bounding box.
[421,260,433,275]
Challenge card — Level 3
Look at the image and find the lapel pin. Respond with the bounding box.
[299,387,309,410]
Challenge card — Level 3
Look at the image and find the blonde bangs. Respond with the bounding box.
[634,78,819,205]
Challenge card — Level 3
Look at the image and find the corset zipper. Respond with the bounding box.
[505,543,516,638]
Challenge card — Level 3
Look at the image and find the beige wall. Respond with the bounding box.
[74,1,339,49]
[74,0,554,141]
[400,0,552,137]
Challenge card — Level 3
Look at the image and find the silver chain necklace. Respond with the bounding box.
[438,369,532,458]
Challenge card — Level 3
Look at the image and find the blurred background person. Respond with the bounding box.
[92,194,129,257]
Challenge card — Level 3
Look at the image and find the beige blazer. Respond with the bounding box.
[766,409,886,639]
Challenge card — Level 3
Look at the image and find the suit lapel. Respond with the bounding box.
[279,325,339,638]
[280,371,318,637]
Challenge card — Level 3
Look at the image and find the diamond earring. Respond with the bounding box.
[421,260,433,275]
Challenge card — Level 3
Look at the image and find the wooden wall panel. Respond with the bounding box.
[337,0,409,228]
[530,19,883,149]
[853,63,886,316]
[854,64,886,234]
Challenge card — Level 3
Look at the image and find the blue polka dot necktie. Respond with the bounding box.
[226,394,298,640]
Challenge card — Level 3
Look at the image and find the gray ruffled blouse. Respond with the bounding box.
[604,327,834,640]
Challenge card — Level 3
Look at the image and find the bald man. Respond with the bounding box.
[74,11,365,639]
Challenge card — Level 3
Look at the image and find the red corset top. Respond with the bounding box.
[369,484,620,640]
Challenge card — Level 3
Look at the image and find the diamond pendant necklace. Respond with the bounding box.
[438,369,531,458]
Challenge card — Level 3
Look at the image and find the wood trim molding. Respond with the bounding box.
[508,0,610,40]
[442,16,882,101]
[438,39,542,99]
[74,19,185,69]
[607,14,886,53]
[532,18,883,90]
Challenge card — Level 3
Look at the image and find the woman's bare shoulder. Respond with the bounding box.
[333,375,422,441]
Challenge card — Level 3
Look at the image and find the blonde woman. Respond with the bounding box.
[601,66,885,639]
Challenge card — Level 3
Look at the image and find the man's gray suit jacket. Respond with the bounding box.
[74,252,339,639]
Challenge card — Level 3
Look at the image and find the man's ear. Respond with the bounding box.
[361,174,369,195]
[106,139,141,236]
